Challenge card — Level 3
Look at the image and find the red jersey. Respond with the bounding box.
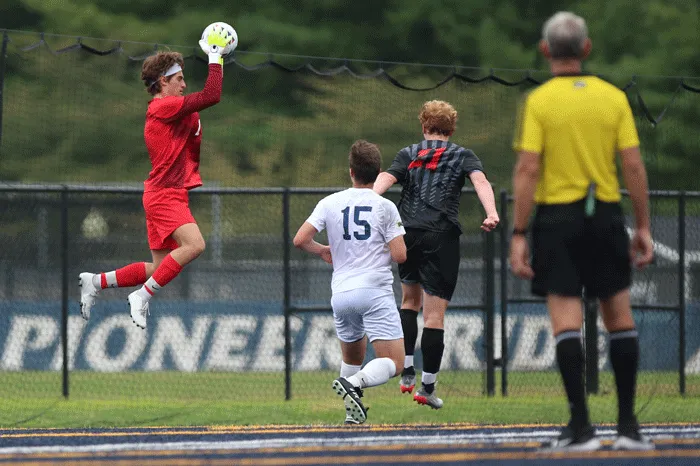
[143,64,223,191]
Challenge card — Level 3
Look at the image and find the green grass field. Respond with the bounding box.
[1,371,698,428]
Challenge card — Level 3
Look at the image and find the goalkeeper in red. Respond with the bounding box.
[78,27,235,329]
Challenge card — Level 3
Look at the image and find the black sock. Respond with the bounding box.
[421,327,445,384]
[400,308,419,360]
[555,331,589,429]
[610,329,640,430]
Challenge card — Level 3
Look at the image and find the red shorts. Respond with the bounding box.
[142,188,196,250]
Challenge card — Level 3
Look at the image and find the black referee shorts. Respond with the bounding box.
[398,227,460,301]
[531,199,631,300]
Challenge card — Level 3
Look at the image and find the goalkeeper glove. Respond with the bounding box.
[199,25,231,65]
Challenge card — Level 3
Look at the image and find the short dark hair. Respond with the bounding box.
[349,140,381,184]
[141,51,184,95]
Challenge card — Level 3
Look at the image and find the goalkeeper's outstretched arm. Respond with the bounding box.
[166,65,222,121]
[164,26,232,121]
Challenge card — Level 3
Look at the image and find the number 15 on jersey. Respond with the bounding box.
[342,206,372,240]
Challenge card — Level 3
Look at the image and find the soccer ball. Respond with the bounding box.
[201,22,238,56]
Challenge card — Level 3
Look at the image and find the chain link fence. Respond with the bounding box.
[1,186,697,417]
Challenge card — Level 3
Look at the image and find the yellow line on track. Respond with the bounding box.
[1,421,695,433]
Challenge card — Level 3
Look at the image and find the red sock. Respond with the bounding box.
[100,263,147,289]
[149,254,183,290]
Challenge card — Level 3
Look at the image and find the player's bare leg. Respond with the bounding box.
[345,339,404,389]
[399,283,422,393]
[371,339,404,377]
[413,292,447,409]
[129,223,205,329]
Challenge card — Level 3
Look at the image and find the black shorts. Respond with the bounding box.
[531,200,631,299]
[398,228,460,301]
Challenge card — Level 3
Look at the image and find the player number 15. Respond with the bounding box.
[341,206,372,240]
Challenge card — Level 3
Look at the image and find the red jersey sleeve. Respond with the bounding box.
[160,64,223,123]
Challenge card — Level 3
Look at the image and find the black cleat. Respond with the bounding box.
[332,377,367,424]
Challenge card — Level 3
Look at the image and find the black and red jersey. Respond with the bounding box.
[387,140,484,232]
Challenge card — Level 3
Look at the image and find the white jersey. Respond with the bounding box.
[306,188,405,294]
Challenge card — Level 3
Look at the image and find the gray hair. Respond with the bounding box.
[542,12,588,59]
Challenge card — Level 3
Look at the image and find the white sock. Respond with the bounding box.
[422,371,438,385]
[340,361,362,378]
[135,287,151,300]
[135,277,161,300]
[91,271,124,290]
[404,355,414,368]
[346,358,396,389]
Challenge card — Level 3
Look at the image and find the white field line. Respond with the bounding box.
[0,426,699,456]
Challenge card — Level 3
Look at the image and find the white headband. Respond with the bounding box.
[163,63,182,77]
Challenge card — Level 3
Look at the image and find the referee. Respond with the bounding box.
[511,12,654,452]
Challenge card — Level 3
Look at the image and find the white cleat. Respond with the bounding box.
[612,433,655,451]
[78,272,100,321]
[128,291,150,329]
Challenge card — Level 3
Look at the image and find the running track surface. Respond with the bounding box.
[1,423,699,465]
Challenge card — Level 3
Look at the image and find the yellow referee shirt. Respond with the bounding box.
[513,75,640,204]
